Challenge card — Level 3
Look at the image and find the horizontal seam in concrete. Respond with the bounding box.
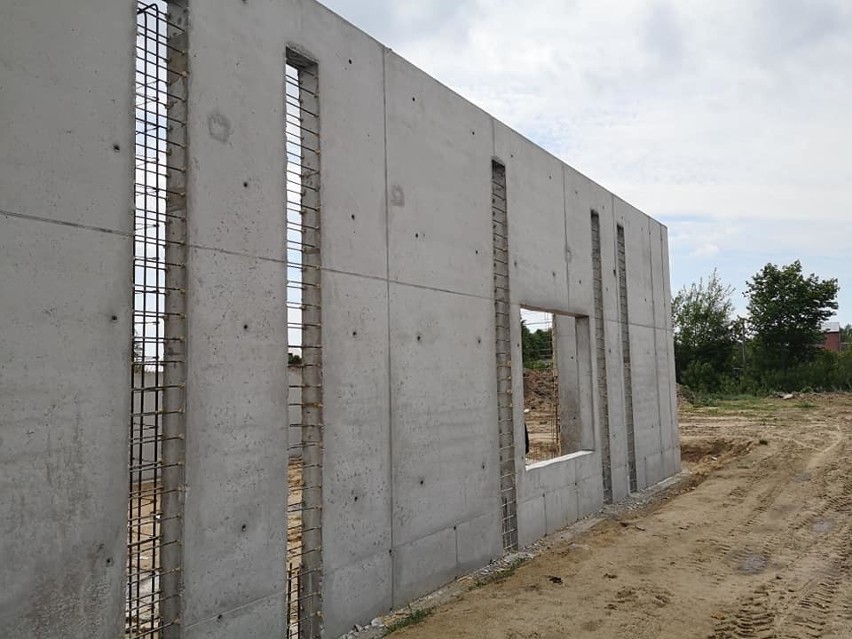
[324,548,389,578]
[5,210,664,327]
[1,208,132,237]
[394,510,495,550]
[324,266,496,304]
[618,319,675,332]
[1,208,288,265]
[182,590,285,631]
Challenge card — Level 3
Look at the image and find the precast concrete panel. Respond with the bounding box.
[494,123,570,310]
[0,0,135,635]
[591,198,632,501]
[656,326,675,461]
[456,510,503,574]
[545,485,580,535]
[181,1,293,631]
[384,52,494,299]
[0,221,132,637]
[604,318,630,501]
[517,496,547,548]
[660,226,682,471]
[185,0,293,261]
[577,475,605,519]
[182,247,289,628]
[301,4,388,279]
[574,447,604,484]
[321,271,392,573]
[183,594,284,639]
[589,188,620,320]
[660,225,674,326]
[389,283,500,547]
[629,324,663,489]
[324,552,393,637]
[616,198,656,329]
[645,451,665,488]
[650,221,668,330]
[611,464,631,500]
[0,1,137,232]
[650,224,673,478]
[563,167,595,315]
[524,455,578,495]
[392,526,459,607]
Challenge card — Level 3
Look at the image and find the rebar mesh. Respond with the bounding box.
[617,225,638,493]
[521,310,561,464]
[130,2,187,636]
[591,212,612,503]
[285,53,323,639]
[492,162,518,551]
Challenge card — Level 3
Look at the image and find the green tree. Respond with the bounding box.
[521,320,553,368]
[745,261,839,374]
[672,269,737,390]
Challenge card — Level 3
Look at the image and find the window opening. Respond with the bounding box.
[521,309,560,464]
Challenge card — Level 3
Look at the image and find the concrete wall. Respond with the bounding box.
[1,0,678,636]
[0,1,136,636]
[181,1,291,633]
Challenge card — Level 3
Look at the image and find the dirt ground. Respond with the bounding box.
[391,393,852,638]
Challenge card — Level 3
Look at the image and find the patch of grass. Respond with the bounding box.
[384,608,434,635]
[686,392,776,412]
[472,557,528,589]
[718,396,776,411]
[794,400,816,409]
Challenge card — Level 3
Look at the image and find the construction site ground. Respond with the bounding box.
[383,393,852,639]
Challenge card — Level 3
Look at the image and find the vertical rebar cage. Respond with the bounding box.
[285,52,324,639]
[491,162,518,551]
[616,225,638,493]
[130,2,187,636]
[590,212,612,503]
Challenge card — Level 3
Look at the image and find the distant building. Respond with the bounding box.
[822,321,842,352]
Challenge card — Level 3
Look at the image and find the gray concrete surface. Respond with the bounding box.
[0,1,136,636]
[1,0,678,636]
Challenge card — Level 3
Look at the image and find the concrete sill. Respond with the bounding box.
[525,449,594,472]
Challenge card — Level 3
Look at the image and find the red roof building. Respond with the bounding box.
[822,321,842,352]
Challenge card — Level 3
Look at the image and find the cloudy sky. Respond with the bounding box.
[321,0,851,321]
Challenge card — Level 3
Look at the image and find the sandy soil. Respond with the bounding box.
[391,393,852,638]
[523,368,560,463]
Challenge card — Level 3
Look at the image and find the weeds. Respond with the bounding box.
[472,557,527,589]
[384,608,433,635]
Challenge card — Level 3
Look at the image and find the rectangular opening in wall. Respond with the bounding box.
[521,308,560,464]
[591,210,613,503]
[521,309,594,467]
[129,1,186,636]
[492,160,517,551]
[285,50,323,639]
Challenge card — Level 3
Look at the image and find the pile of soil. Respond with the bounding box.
[523,368,558,413]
